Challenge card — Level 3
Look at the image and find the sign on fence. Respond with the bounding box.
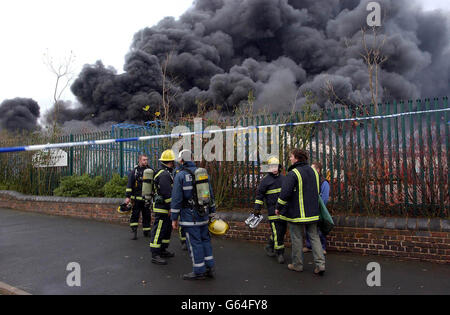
[33,149,68,168]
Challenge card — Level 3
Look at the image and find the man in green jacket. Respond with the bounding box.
[275,149,326,275]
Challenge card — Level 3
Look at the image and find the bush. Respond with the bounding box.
[103,174,128,198]
[54,174,105,198]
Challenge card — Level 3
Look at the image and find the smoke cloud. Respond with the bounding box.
[0,98,41,132]
[57,0,449,125]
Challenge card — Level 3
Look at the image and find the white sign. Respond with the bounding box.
[33,149,68,168]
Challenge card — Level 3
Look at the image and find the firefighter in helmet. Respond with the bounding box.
[254,157,287,263]
[125,154,153,240]
[171,150,217,280]
[149,149,176,265]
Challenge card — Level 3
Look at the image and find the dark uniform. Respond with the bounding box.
[171,161,216,279]
[175,166,187,249]
[254,172,286,257]
[126,165,152,238]
[276,161,325,272]
[150,163,174,261]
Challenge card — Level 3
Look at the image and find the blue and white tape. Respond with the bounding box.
[0,107,448,154]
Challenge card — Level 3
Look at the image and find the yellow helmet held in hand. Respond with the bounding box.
[208,219,229,236]
[159,149,175,162]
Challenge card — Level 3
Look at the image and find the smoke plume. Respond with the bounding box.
[60,0,449,125]
[0,98,41,132]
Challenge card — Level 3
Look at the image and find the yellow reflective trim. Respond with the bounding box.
[162,240,170,244]
[277,198,287,205]
[164,198,172,203]
[130,223,139,227]
[153,208,169,214]
[292,169,305,219]
[271,222,279,250]
[131,196,144,200]
[143,228,151,231]
[279,215,320,223]
[268,215,280,220]
[255,200,264,205]
[126,188,132,192]
[150,219,163,248]
[312,168,320,194]
[154,170,165,180]
[266,188,281,195]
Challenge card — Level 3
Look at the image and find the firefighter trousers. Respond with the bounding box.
[184,225,214,275]
[268,219,287,254]
[129,200,151,233]
[150,213,172,256]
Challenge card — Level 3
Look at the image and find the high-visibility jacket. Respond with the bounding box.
[254,173,284,220]
[276,161,320,224]
[126,165,152,201]
[153,164,174,214]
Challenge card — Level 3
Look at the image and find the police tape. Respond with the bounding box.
[0,107,449,154]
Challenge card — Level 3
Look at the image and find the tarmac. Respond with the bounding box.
[0,208,449,295]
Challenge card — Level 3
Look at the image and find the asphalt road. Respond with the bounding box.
[0,208,449,295]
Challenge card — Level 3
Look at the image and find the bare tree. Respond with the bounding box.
[43,50,76,133]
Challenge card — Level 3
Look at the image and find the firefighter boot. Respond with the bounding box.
[151,255,167,265]
[183,272,206,280]
[131,227,138,240]
[276,250,285,264]
[161,250,175,258]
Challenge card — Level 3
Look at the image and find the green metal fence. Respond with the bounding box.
[0,96,448,217]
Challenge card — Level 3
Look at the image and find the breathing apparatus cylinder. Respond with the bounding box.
[194,168,211,206]
[142,168,155,200]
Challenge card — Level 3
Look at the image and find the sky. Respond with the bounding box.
[0,0,449,120]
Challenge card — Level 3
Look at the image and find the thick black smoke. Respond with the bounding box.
[0,98,40,132]
[62,0,449,125]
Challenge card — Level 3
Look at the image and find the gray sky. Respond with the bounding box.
[0,0,449,119]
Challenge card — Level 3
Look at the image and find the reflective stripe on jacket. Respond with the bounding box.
[276,162,320,223]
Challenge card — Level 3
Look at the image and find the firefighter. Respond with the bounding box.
[150,149,176,265]
[254,157,286,264]
[275,149,325,275]
[125,154,153,240]
[174,164,188,251]
[171,149,217,280]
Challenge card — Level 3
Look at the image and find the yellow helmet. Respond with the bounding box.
[208,219,230,236]
[159,149,175,162]
[267,157,280,165]
[117,203,132,216]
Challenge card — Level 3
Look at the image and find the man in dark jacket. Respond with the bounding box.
[125,154,153,240]
[254,157,286,263]
[275,149,325,275]
[150,150,176,265]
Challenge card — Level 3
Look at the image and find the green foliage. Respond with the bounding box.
[54,174,105,198]
[103,174,128,198]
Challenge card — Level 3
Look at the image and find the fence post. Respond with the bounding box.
[69,134,74,176]
[120,129,124,178]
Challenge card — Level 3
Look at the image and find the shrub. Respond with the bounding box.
[103,174,128,198]
[54,174,105,198]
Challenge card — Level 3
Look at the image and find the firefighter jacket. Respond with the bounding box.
[276,161,320,224]
[153,163,174,215]
[170,161,216,227]
[254,173,284,220]
[126,165,151,201]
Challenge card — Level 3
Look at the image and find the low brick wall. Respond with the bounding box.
[1,191,449,264]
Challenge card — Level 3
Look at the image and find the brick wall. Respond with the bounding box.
[1,191,449,264]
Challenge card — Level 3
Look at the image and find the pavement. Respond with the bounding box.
[0,208,449,295]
